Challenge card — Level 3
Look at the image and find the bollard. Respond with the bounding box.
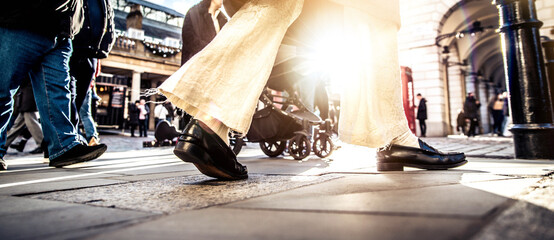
[541,40,554,114]
[494,0,554,159]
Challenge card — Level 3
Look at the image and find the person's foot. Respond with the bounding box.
[0,157,7,170]
[29,147,43,154]
[49,144,107,168]
[10,139,27,152]
[173,119,247,180]
[376,139,467,171]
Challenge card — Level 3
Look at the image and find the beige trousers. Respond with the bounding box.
[159,0,410,148]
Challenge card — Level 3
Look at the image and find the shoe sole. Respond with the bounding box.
[377,159,468,171]
[49,145,107,168]
[174,142,247,180]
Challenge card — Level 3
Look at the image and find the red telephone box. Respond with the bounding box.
[401,67,416,134]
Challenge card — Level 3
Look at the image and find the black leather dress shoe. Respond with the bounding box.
[376,139,467,171]
[174,119,248,180]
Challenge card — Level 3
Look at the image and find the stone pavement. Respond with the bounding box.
[0,134,553,240]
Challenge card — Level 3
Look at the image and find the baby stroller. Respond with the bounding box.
[230,57,335,160]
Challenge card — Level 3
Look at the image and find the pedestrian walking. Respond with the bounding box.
[181,0,229,66]
[3,77,45,154]
[79,85,101,146]
[456,109,467,135]
[128,100,140,137]
[488,93,505,136]
[69,0,115,147]
[0,1,107,170]
[416,93,427,137]
[154,103,169,127]
[464,92,481,137]
[158,0,466,180]
[138,99,149,137]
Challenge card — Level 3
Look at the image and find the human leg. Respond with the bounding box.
[419,119,427,137]
[338,7,419,148]
[28,37,106,166]
[336,4,465,171]
[161,0,304,180]
[24,112,44,146]
[0,27,52,160]
[5,114,26,148]
[130,124,137,137]
[79,90,99,142]
[138,120,146,137]
[70,57,97,111]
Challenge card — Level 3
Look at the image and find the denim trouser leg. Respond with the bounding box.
[79,90,99,141]
[0,28,49,158]
[28,38,81,159]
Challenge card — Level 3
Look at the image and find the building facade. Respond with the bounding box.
[398,0,554,136]
[98,0,184,129]
[97,0,554,135]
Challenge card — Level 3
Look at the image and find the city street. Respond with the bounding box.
[0,133,553,240]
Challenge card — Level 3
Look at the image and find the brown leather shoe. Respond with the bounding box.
[174,119,248,180]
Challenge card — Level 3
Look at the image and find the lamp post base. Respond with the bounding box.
[510,124,554,159]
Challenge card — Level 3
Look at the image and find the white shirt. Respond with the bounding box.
[154,104,168,119]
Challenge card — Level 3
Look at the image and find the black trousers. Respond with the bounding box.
[139,119,147,137]
[69,56,97,127]
[467,118,479,137]
[491,110,504,134]
[418,119,426,137]
[129,123,138,137]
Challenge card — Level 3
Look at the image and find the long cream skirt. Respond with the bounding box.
[159,0,411,148]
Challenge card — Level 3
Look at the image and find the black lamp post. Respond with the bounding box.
[494,0,554,159]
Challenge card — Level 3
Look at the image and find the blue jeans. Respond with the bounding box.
[79,90,99,141]
[0,28,80,159]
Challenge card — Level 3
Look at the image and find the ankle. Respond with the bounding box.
[390,131,420,148]
[196,115,229,145]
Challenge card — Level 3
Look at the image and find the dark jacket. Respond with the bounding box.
[181,0,228,65]
[164,103,174,118]
[128,103,139,125]
[417,98,427,120]
[0,1,84,39]
[463,96,481,119]
[72,0,115,59]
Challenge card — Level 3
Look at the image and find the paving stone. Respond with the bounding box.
[472,201,554,240]
[0,196,75,215]
[227,174,511,217]
[0,198,155,240]
[0,170,121,185]
[90,207,477,240]
[28,174,341,214]
[460,177,542,198]
[106,170,199,181]
[0,178,127,196]
[516,175,554,211]
[458,158,554,177]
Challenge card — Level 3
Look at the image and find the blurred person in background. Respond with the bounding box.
[416,93,427,137]
[464,92,481,137]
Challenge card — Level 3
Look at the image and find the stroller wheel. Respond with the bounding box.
[288,135,311,160]
[313,135,334,158]
[259,141,286,157]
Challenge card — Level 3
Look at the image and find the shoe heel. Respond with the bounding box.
[174,141,208,165]
[377,162,404,171]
